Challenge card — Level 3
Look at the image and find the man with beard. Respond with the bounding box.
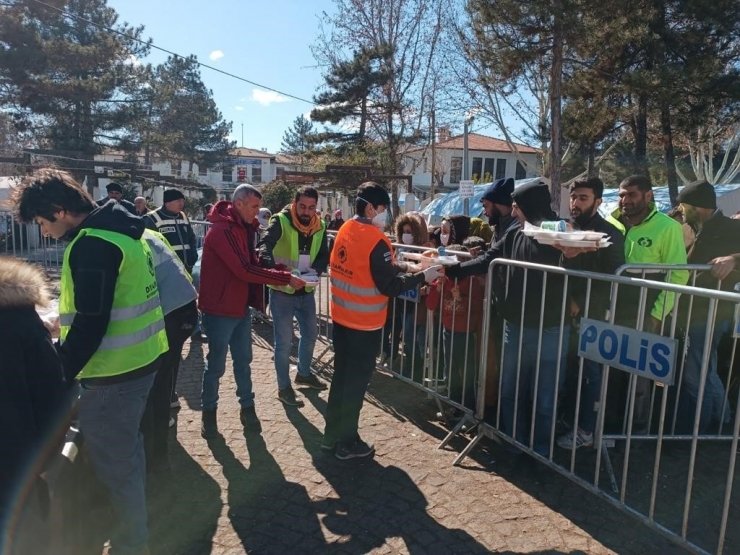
[674,181,740,434]
[611,175,687,435]
[259,186,330,406]
[555,177,625,449]
[480,177,517,243]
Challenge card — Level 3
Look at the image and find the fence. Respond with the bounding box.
[1,211,64,271]
[445,259,740,555]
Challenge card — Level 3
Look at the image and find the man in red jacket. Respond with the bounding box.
[199,184,305,438]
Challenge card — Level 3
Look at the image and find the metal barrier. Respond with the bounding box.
[1,211,64,270]
[452,258,740,555]
[190,219,210,249]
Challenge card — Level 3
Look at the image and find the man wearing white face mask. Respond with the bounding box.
[325,182,443,459]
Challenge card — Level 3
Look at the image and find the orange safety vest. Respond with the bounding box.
[330,218,392,331]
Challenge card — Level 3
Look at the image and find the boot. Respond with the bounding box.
[201,409,218,439]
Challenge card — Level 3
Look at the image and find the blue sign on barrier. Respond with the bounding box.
[397,285,421,303]
[578,318,678,385]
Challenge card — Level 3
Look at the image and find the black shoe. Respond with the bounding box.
[191,331,206,342]
[201,409,218,439]
[335,439,375,460]
[278,387,305,407]
[320,437,337,452]
[240,407,262,434]
[294,373,327,391]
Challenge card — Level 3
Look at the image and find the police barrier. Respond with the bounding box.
[451,258,740,555]
[2,212,64,270]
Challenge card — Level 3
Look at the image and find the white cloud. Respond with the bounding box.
[235,106,244,111]
[209,50,224,61]
[251,88,290,106]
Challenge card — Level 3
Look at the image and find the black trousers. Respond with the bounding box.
[141,300,198,473]
[324,322,382,446]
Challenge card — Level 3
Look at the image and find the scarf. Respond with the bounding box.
[290,203,323,236]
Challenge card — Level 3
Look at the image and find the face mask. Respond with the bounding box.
[371,210,386,230]
[402,233,414,245]
[440,233,450,246]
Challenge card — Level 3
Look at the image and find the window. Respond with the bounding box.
[222,164,233,182]
[450,156,462,184]
[516,160,527,180]
[495,158,507,180]
[251,165,262,184]
[472,157,482,181]
[484,158,495,181]
[198,165,208,177]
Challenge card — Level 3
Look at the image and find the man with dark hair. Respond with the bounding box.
[554,177,625,449]
[324,182,442,459]
[675,181,740,434]
[96,181,137,214]
[259,186,330,406]
[611,174,688,434]
[146,188,198,273]
[480,177,516,243]
[12,169,168,555]
[259,186,329,407]
[198,184,306,438]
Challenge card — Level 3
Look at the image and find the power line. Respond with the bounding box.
[28,0,316,105]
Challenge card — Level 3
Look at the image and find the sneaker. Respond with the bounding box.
[320,437,337,452]
[201,410,218,439]
[557,428,594,450]
[335,439,375,460]
[294,373,327,391]
[437,407,463,423]
[240,407,262,434]
[377,352,389,366]
[191,331,206,342]
[168,416,176,428]
[170,398,181,409]
[278,387,305,407]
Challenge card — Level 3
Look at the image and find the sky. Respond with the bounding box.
[108,0,337,154]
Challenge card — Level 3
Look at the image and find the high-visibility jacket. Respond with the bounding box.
[330,218,391,331]
[268,213,325,294]
[146,208,197,268]
[59,228,168,379]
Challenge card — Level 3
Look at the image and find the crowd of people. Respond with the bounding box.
[2,167,739,553]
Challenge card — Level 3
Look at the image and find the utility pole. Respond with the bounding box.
[241,123,244,148]
[430,110,436,201]
[463,115,472,216]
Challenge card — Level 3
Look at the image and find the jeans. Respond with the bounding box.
[676,321,730,434]
[500,321,570,456]
[443,329,477,410]
[201,312,254,410]
[270,291,318,390]
[78,370,156,555]
[324,322,381,445]
[576,357,602,434]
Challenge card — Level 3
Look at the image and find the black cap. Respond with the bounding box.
[511,180,557,222]
[106,182,123,193]
[163,189,185,203]
[677,180,716,210]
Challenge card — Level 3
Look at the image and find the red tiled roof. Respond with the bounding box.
[409,133,540,154]
[232,147,274,158]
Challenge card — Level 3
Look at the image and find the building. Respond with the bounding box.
[404,131,541,192]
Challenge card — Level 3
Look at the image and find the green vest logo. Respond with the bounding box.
[147,253,156,276]
[637,237,653,247]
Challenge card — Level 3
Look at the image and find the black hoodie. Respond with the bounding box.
[447,181,570,328]
[58,202,150,382]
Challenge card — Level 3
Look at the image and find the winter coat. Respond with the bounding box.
[0,258,67,517]
[426,275,485,333]
[198,200,292,318]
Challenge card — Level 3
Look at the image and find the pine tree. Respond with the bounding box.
[280,116,316,170]
[0,0,151,153]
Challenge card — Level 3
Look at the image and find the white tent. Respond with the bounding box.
[598,183,740,217]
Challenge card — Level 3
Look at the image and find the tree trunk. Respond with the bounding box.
[661,104,679,205]
[634,94,649,175]
[587,142,597,177]
[549,8,564,213]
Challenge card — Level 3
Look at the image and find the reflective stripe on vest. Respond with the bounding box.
[148,210,190,228]
[171,244,191,251]
[59,296,161,326]
[268,212,325,294]
[59,228,168,379]
[329,218,391,331]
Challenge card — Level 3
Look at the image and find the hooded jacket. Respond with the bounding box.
[0,258,67,513]
[58,201,158,382]
[199,200,292,317]
[447,181,569,328]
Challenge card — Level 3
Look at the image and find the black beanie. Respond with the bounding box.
[676,181,716,210]
[481,177,514,206]
[163,189,185,203]
[511,180,557,222]
[106,182,123,193]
